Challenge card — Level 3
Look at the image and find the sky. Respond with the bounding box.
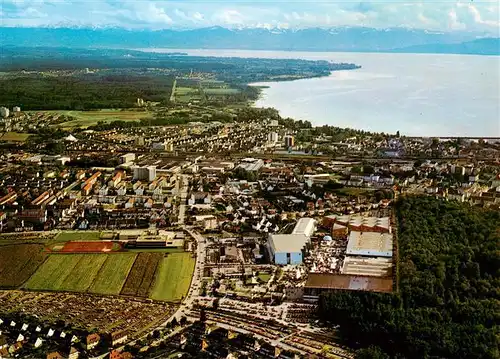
[1,0,499,34]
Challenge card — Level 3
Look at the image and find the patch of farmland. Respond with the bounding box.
[150,253,195,302]
[0,132,31,143]
[89,253,137,295]
[61,254,108,292]
[203,88,240,95]
[24,255,81,291]
[0,244,47,288]
[121,253,163,297]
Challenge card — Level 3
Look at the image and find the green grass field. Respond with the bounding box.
[203,88,240,95]
[25,255,81,291]
[50,110,153,128]
[25,253,138,294]
[150,253,195,302]
[54,231,102,242]
[89,254,137,295]
[174,87,198,95]
[60,254,108,291]
[257,273,272,283]
[0,132,31,143]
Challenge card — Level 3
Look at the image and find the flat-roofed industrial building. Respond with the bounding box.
[346,231,393,258]
[268,234,309,265]
[341,257,392,277]
[292,217,316,237]
[303,273,393,301]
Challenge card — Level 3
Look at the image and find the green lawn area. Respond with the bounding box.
[257,273,272,283]
[150,253,195,302]
[0,132,31,143]
[50,109,152,128]
[54,231,102,242]
[89,253,137,295]
[333,187,373,197]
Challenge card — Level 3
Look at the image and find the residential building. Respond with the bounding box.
[46,352,64,359]
[0,107,9,118]
[284,135,295,148]
[111,331,128,346]
[86,333,100,350]
[68,347,79,359]
[133,166,156,182]
[267,132,278,143]
[119,153,135,164]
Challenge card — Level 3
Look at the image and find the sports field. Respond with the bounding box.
[150,253,195,302]
[60,241,116,253]
[89,253,137,295]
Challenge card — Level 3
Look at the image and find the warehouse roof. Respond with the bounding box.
[305,273,393,293]
[269,234,308,254]
[292,217,316,237]
[346,231,393,257]
[342,257,392,277]
[330,215,390,232]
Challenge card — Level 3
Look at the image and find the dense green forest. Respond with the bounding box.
[0,74,174,110]
[319,196,499,359]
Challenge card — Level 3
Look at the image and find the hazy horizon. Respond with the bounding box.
[2,0,499,36]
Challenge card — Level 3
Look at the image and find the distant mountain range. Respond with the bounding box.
[1,27,499,55]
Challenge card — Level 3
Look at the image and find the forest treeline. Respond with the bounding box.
[0,75,175,110]
[319,196,499,359]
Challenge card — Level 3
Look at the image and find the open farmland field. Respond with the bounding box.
[121,253,163,297]
[0,132,31,143]
[203,88,240,95]
[24,253,141,295]
[60,254,108,291]
[174,87,198,95]
[150,253,195,302]
[89,253,137,295]
[0,244,47,288]
[24,254,81,291]
[52,110,153,128]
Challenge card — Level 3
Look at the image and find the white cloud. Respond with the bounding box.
[192,12,204,21]
[466,4,500,28]
[448,8,466,30]
[1,0,499,34]
[213,9,244,25]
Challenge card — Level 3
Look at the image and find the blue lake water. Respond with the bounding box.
[142,48,500,137]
